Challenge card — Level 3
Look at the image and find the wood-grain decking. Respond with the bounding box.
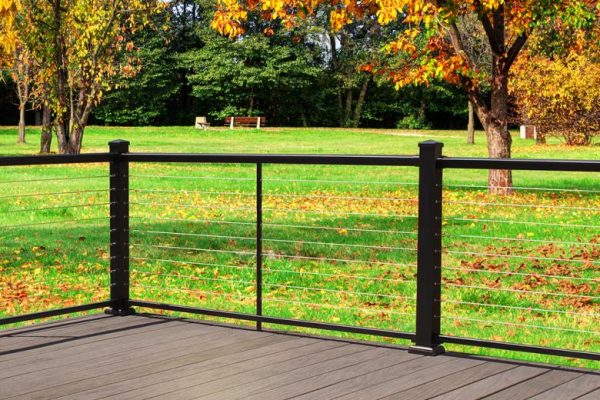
[0,314,598,400]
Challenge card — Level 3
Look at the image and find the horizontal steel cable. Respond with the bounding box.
[263,222,418,236]
[6,203,111,214]
[130,216,255,226]
[263,207,418,219]
[443,266,599,282]
[130,174,255,181]
[269,253,417,268]
[263,238,417,252]
[264,267,415,285]
[131,230,256,242]
[264,297,415,317]
[263,282,415,301]
[0,189,110,200]
[444,282,600,299]
[265,193,417,202]
[264,178,418,186]
[130,243,256,256]
[444,234,600,247]
[0,217,109,230]
[130,202,255,213]
[131,284,255,300]
[131,188,253,196]
[446,250,599,265]
[445,184,600,194]
[444,200,599,212]
[447,217,600,229]
[0,175,110,185]
[443,315,599,335]
[132,270,255,286]
[130,257,255,271]
[442,299,600,318]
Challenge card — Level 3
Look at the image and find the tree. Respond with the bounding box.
[182,19,323,124]
[212,0,598,193]
[11,45,35,144]
[2,0,165,154]
[94,34,181,126]
[511,48,600,146]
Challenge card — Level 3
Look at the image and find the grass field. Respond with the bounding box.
[0,126,598,369]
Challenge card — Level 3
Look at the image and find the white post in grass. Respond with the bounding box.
[230,117,235,129]
[257,117,261,130]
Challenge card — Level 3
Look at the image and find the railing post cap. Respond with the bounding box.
[419,140,443,148]
[109,140,130,153]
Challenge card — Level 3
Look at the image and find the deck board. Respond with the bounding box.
[1,314,598,400]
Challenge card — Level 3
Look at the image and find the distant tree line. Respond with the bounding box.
[0,0,471,130]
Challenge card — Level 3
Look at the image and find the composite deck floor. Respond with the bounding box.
[0,314,598,400]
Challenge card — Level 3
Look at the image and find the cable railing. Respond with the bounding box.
[0,166,112,325]
[0,139,598,365]
[441,165,599,361]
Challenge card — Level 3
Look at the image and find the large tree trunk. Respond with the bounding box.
[17,103,26,144]
[486,122,512,193]
[467,101,475,144]
[487,51,513,195]
[40,105,53,153]
[352,77,369,128]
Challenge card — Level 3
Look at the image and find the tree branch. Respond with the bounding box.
[473,0,502,54]
[447,23,490,121]
[505,33,528,72]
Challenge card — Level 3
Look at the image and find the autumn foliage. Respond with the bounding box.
[511,48,600,146]
[210,0,599,192]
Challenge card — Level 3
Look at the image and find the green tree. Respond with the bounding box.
[182,23,323,125]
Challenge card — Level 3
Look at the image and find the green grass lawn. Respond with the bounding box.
[1,126,598,369]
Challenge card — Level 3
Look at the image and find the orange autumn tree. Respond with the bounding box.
[212,0,599,192]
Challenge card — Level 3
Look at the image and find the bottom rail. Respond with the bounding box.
[0,301,112,326]
[130,300,415,341]
[440,335,600,361]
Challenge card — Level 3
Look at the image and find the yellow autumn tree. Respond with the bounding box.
[511,48,600,146]
[1,0,166,154]
[0,0,20,65]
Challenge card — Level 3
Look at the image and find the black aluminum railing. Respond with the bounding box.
[0,139,598,362]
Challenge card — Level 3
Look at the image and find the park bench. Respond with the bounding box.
[225,116,265,129]
[195,116,210,130]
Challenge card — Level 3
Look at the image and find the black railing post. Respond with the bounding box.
[410,140,445,355]
[256,163,263,330]
[106,140,135,316]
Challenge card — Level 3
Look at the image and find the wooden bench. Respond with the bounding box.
[225,116,265,129]
[195,116,210,130]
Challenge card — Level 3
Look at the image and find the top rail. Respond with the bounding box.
[439,157,600,172]
[1,151,598,171]
[0,153,112,167]
[123,153,421,166]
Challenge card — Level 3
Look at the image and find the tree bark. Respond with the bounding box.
[40,105,53,154]
[54,0,70,154]
[487,44,513,195]
[467,101,475,144]
[486,122,512,194]
[352,77,369,128]
[343,89,353,127]
[17,103,26,144]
